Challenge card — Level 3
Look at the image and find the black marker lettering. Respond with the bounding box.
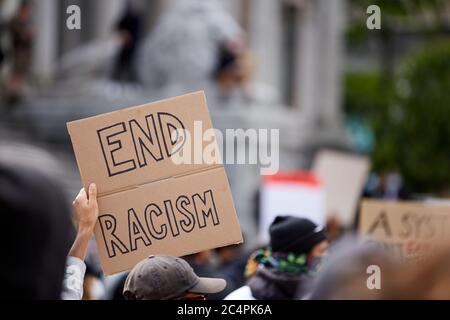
[164,200,180,237]
[157,112,186,157]
[129,115,163,167]
[144,203,167,240]
[97,123,136,176]
[98,214,130,258]
[128,209,152,251]
[176,195,196,233]
[192,190,220,228]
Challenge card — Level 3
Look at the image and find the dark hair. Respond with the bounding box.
[213,42,238,79]
[0,160,74,299]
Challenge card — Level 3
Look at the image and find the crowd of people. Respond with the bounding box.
[0,0,253,110]
[3,143,450,301]
[1,1,450,301]
[0,0,33,106]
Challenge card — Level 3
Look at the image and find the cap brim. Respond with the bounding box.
[189,277,227,294]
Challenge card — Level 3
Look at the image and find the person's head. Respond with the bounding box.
[215,242,244,265]
[325,215,345,243]
[213,41,249,92]
[0,145,73,299]
[123,256,227,300]
[269,216,328,265]
[309,235,401,299]
[385,244,450,300]
[183,250,212,266]
[82,249,104,300]
[18,0,32,20]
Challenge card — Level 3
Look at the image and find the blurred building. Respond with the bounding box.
[2,0,348,243]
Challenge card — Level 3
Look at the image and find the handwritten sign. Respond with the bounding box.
[359,199,450,259]
[67,91,243,274]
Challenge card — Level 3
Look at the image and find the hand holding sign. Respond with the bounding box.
[69,183,99,261]
[67,91,243,274]
[72,183,99,232]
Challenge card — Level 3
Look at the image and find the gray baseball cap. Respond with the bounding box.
[123,255,227,300]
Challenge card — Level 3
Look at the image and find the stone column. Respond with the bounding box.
[32,0,58,81]
[248,0,283,104]
[88,0,126,40]
[296,0,345,128]
[59,0,83,56]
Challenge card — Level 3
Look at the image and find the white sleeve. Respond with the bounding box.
[61,256,86,300]
[224,286,255,300]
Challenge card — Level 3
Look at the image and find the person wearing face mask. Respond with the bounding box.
[225,216,328,300]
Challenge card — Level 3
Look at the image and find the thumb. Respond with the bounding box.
[88,183,97,201]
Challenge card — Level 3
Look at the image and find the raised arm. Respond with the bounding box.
[62,183,99,300]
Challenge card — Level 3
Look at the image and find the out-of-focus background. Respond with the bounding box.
[1,0,449,299]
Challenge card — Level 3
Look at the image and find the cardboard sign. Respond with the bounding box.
[359,199,450,259]
[67,91,243,274]
[313,150,370,227]
[259,171,326,243]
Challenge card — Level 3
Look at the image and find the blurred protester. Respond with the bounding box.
[81,265,104,300]
[392,247,450,299]
[213,42,240,97]
[81,243,104,300]
[325,215,345,243]
[184,250,214,277]
[110,272,129,300]
[111,1,143,83]
[310,236,450,299]
[183,250,212,273]
[212,243,249,299]
[225,216,328,300]
[183,244,247,300]
[309,236,401,300]
[137,0,243,96]
[0,0,8,79]
[212,41,253,105]
[0,22,4,70]
[183,250,224,300]
[215,243,244,266]
[123,255,226,300]
[5,0,33,105]
[364,171,409,200]
[0,156,73,299]
[0,143,98,299]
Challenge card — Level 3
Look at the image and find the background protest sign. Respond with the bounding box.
[313,150,370,227]
[359,199,450,259]
[67,91,243,275]
[259,171,326,243]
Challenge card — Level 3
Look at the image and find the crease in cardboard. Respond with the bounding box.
[172,164,223,179]
[97,164,224,198]
[97,185,139,199]
[98,165,226,200]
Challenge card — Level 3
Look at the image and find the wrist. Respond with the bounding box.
[70,226,94,261]
[76,225,95,237]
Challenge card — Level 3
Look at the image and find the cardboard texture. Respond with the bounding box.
[67,91,243,275]
[313,150,370,227]
[359,199,450,259]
